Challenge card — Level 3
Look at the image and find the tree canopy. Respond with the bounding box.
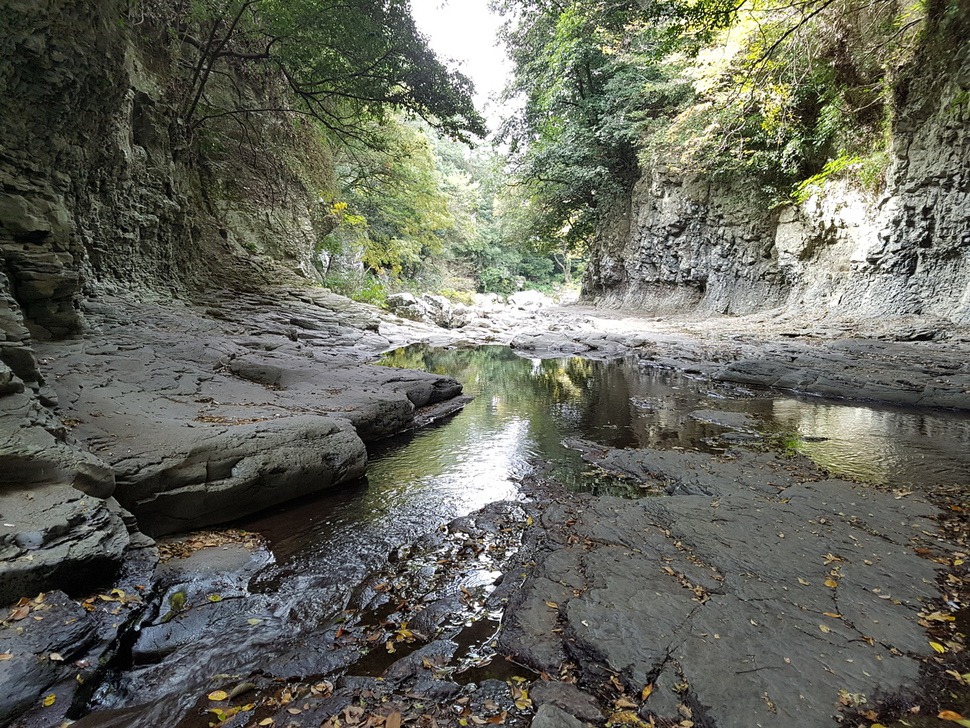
[494,0,929,261]
[169,0,486,144]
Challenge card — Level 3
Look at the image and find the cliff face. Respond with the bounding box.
[0,0,331,343]
[0,0,338,601]
[584,11,970,323]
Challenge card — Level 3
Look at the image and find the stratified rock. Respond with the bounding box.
[504,447,945,728]
[0,486,130,604]
[0,591,97,723]
[531,704,592,728]
[510,332,591,355]
[120,415,367,537]
[386,292,429,322]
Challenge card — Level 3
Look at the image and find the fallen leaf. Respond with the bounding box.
[49,652,64,661]
[615,696,638,709]
[487,711,508,724]
[819,624,831,634]
[642,684,654,701]
[607,710,646,725]
[10,606,29,621]
[822,612,841,619]
[823,553,844,564]
[42,694,56,707]
[208,690,229,701]
[386,711,402,728]
[824,578,838,589]
[924,611,956,622]
[545,601,559,609]
[208,594,222,603]
[258,719,274,726]
[797,577,810,586]
[938,710,970,727]
[0,652,12,661]
[930,641,947,654]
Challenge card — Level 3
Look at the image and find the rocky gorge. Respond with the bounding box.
[1,0,969,727]
[583,6,970,324]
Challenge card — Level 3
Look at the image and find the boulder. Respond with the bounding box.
[117,415,368,537]
[0,485,130,604]
[386,293,429,322]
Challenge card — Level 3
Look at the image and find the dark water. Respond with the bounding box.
[88,345,970,721]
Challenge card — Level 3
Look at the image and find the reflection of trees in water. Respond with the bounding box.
[379,344,970,494]
[379,346,739,459]
[769,400,970,487]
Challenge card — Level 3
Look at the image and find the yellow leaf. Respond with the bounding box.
[797,577,809,586]
[822,612,841,619]
[930,641,947,654]
[42,694,56,707]
[607,710,646,726]
[208,594,222,603]
[258,720,274,726]
[823,578,838,589]
[208,690,229,701]
[526,515,534,526]
[938,710,970,727]
[819,624,831,634]
[641,683,654,701]
[545,601,559,609]
[924,611,956,622]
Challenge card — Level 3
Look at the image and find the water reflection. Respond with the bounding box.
[379,344,970,492]
[90,344,970,718]
[768,399,970,486]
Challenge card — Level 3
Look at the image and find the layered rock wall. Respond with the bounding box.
[0,0,345,602]
[584,10,970,322]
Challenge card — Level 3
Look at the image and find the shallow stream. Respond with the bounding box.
[85,344,970,723]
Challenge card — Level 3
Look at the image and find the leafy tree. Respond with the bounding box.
[326,118,457,279]
[165,0,485,144]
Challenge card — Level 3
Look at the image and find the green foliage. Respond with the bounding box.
[439,288,475,306]
[322,268,388,306]
[792,155,863,202]
[164,0,484,144]
[496,0,929,243]
[325,118,455,280]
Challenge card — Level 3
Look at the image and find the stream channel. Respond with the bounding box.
[83,344,970,725]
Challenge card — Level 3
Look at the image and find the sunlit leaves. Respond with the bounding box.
[175,0,484,143]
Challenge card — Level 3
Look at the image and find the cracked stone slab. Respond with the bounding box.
[36,293,468,536]
[504,448,946,728]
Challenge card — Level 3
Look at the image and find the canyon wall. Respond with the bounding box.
[583,10,970,323]
[0,0,337,600]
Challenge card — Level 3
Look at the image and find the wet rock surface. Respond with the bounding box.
[503,451,952,728]
[34,288,466,537]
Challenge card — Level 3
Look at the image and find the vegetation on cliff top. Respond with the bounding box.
[495,0,937,263]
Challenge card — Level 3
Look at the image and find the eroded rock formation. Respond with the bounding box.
[584,11,970,322]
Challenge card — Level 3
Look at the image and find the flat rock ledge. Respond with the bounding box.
[0,287,469,607]
[503,445,947,728]
[30,290,466,538]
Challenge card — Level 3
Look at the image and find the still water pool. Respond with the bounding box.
[88,345,970,721]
